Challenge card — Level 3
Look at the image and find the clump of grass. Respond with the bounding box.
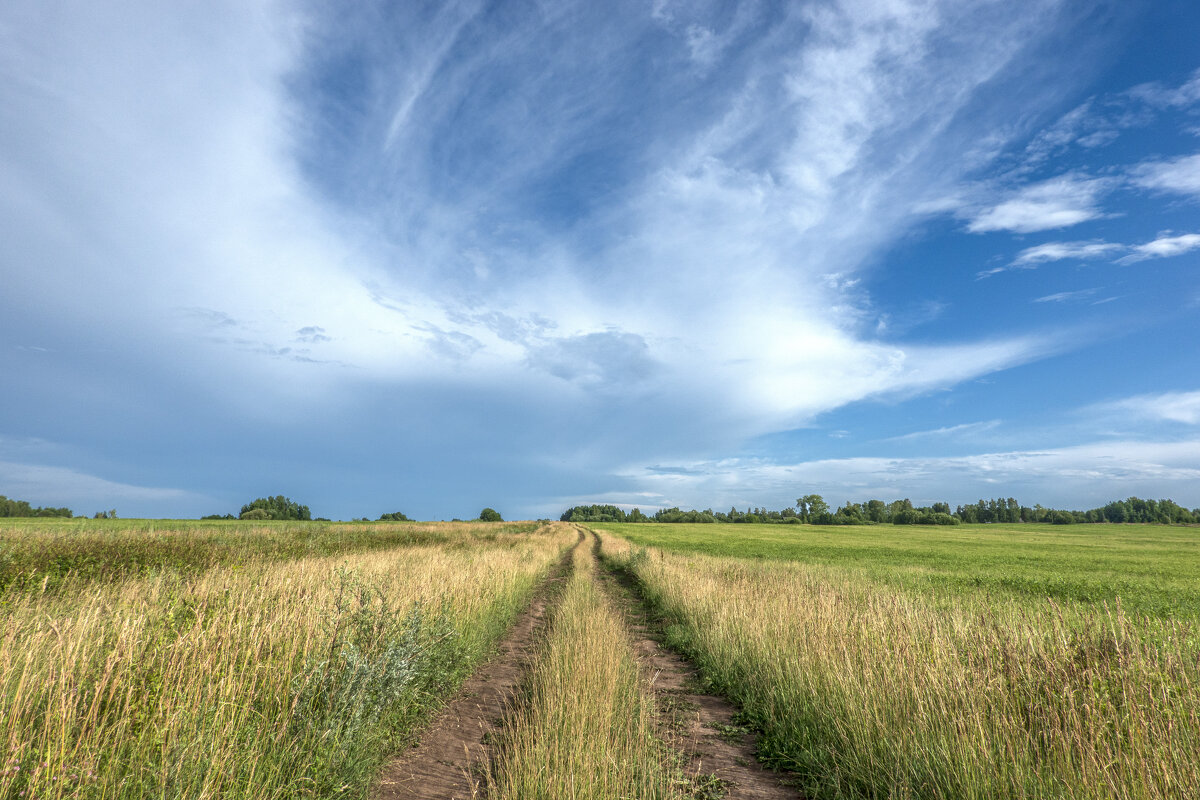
[488,543,686,800]
[0,524,574,800]
[599,532,1200,800]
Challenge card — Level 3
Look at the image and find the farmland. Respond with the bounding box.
[2,517,1197,799]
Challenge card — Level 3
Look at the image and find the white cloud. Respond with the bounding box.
[1116,233,1200,264]
[1033,288,1099,303]
[0,459,208,515]
[0,0,1118,510]
[1093,390,1200,425]
[965,175,1111,234]
[883,420,1001,442]
[1011,240,1122,266]
[1127,68,1200,109]
[1130,152,1200,196]
[615,439,1200,510]
[986,233,1200,275]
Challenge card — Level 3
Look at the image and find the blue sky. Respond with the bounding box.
[2,0,1199,520]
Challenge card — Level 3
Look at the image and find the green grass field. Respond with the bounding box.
[598,521,1200,618]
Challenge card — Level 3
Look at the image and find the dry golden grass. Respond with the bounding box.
[488,539,685,800]
[0,523,573,800]
[598,532,1200,800]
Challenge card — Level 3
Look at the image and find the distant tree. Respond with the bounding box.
[865,499,888,522]
[0,495,72,517]
[561,504,627,523]
[201,513,236,520]
[239,495,311,521]
[239,508,270,520]
[796,494,828,523]
[378,511,410,521]
[479,508,503,522]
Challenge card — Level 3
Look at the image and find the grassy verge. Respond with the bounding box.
[0,524,573,799]
[0,518,544,593]
[488,539,685,800]
[597,531,1200,800]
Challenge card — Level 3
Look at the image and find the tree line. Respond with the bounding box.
[560,495,1200,526]
[0,495,73,518]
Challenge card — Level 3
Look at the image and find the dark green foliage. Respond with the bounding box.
[654,507,718,523]
[378,511,411,521]
[0,495,72,517]
[239,495,311,521]
[561,504,628,522]
[567,495,1196,527]
[479,507,503,522]
[201,513,236,520]
[893,509,960,525]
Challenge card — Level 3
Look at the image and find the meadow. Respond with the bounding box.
[601,521,1200,618]
[0,518,573,800]
[594,522,1200,799]
[5,516,1197,800]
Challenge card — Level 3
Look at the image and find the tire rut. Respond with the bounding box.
[587,529,803,800]
[371,530,583,800]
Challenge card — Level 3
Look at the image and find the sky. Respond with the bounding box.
[2,0,1199,520]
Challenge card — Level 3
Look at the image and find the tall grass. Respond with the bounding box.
[488,540,685,800]
[0,524,572,800]
[0,518,543,592]
[599,532,1200,800]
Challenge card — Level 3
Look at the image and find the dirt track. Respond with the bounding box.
[371,531,581,800]
[588,530,801,800]
[372,527,800,799]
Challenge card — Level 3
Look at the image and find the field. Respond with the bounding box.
[0,519,574,799]
[2,518,1197,799]
[600,521,1200,618]
[592,522,1200,799]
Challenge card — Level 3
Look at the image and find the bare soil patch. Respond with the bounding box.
[371,532,582,800]
[589,532,802,800]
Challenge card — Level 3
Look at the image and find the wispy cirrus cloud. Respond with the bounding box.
[1091,390,1200,425]
[8,0,1192,517]
[1130,152,1200,197]
[1115,233,1200,263]
[980,232,1200,277]
[1012,240,1123,266]
[1127,68,1200,109]
[882,420,1001,442]
[964,175,1112,234]
[1033,288,1100,303]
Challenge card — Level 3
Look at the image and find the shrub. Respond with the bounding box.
[479,508,503,522]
